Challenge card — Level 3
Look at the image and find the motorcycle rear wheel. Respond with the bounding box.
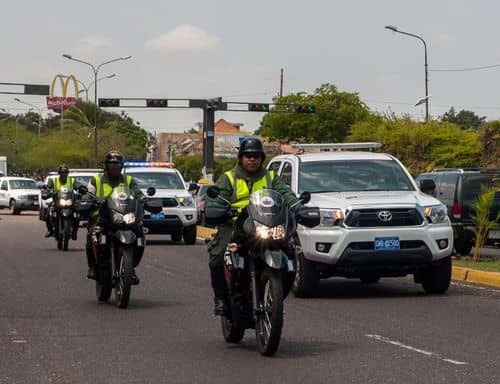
[221,316,245,343]
[255,269,283,356]
[115,245,133,309]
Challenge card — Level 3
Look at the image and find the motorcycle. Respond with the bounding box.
[83,185,162,308]
[205,186,320,356]
[42,186,80,251]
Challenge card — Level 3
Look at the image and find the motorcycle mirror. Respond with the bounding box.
[299,191,311,204]
[206,185,220,199]
[147,187,156,196]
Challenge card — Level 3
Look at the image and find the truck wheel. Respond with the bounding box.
[292,252,319,298]
[9,200,20,215]
[183,225,197,245]
[421,256,451,294]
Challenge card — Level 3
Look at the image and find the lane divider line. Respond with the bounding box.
[366,334,469,366]
[451,281,500,294]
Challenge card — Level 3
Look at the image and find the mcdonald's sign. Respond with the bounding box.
[46,74,81,112]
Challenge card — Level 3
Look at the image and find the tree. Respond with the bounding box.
[471,185,500,261]
[478,121,500,168]
[258,83,371,143]
[440,107,486,130]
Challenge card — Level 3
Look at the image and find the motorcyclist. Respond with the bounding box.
[206,137,302,315]
[44,164,78,238]
[85,150,145,283]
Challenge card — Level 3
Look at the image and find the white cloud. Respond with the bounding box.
[145,24,221,53]
[75,36,113,55]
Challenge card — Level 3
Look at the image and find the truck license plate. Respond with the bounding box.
[374,237,400,250]
[150,212,165,221]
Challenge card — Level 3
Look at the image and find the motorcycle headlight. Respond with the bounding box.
[319,209,344,227]
[112,212,124,224]
[178,196,194,206]
[423,204,448,224]
[123,213,136,225]
[254,221,286,240]
[58,198,73,207]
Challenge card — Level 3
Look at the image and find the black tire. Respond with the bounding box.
[183,225,197,245]
[96,268,112,302]
[292,252,319,298]
[9,200,19,215]
[171,231,182,242]
[360,275,380,284]
[62,218,70,251]
[221,316,245,343]
[421,256,452,294]
[115,246,133,309]
[255,269,284,356]
[57,236,63,250]
[454,241,473,256]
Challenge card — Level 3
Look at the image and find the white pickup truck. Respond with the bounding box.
[267,148,453,297]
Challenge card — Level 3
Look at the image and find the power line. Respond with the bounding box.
[430,63,500,72]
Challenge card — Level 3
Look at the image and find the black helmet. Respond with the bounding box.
[238,137,265,160]
[105,150,124,165]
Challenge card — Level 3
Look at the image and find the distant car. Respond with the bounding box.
[123,162,198,244]
[416,168,500,254]
[196,183,212,226]
[0,177,40,214]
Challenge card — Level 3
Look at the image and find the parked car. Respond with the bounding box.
[416,168,500,254]
[195,178,214,226]
[267,149,454,296]
[123,162,198,244]
[0,177,40,214]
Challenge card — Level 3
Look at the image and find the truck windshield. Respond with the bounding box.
[10,180,37,189]
[299,160,415,193]
[130,172,185,190]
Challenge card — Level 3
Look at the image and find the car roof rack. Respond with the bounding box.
[432,168,500,173]
[292,142,382,153]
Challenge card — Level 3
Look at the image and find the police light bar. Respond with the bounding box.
[123,161,175,168]
[292,142,382,151]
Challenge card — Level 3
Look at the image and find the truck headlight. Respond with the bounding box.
[178,196,194,206]
[423,204,448,224]
[319,209,344,227]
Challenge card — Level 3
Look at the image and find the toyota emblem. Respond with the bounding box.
[377,210,392,222]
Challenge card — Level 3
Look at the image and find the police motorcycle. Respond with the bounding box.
[205,186,320,356]
[81,185,162,309]
[41,185,80,251]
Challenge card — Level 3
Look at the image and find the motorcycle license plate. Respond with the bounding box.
[374,237,400,250]
[487,230,500,240]
[150,212,165,221]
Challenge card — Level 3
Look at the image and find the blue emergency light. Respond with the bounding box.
[123,161,175,168]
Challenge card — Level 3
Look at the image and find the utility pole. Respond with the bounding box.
[279,68,284,98]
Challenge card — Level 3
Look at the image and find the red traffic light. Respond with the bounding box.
[249,103,270,112]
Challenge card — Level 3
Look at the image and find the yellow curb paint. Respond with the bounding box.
[451,267,468,281]
[466,269,500,288]
[196,226,217,239]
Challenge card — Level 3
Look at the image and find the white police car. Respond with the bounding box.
[267,143,453,296]
[123,162,198,244]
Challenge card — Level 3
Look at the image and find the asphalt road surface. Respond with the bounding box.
[1,212,499,384]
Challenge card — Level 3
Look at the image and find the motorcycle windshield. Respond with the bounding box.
[106,185,141,216]
[248,189,286,227]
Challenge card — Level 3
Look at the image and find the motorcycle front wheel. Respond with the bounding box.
[255,269,284,356]
[221,316,245,343]
[96,268,112,302]
[115,245,134,309]
[62,218,70,251]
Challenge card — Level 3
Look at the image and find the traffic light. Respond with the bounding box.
[146,99,168,108]
[99,98,120,107]
[249,103,270,112]
[294,104,316,113]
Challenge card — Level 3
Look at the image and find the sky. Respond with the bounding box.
[2,0,500,135]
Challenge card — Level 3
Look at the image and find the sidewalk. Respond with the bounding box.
[196,226,500,289]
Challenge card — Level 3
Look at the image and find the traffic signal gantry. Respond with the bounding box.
[98,97,316,175]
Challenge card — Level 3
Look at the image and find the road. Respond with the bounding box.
[1,212,500,384]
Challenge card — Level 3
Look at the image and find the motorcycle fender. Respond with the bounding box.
[262,249,287,270]
[115,230,136,245]
[137,236,145,248]
[61,209,71,217]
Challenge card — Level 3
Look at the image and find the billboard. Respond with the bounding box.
[46,74,81,112]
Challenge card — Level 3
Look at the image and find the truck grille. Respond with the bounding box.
[28,194,39,201]
[162,198,178,207]
[344,208,423,227]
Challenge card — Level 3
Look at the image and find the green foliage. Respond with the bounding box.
[471,185,500,261]
[173,154,237,182]
[258,83,371,142]
[440,107,486,130]
[478,121,500,168]
[348,116,481,175]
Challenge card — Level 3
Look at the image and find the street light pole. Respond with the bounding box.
[14,98,42,136]
[385,25,429,122]
[75,75,116,101]
[62,54,131,166]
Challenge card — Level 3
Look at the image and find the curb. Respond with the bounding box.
[452,266,500,288]
[196,226,217,240]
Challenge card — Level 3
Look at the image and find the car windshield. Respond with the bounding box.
[130,172,185,190]
[299,160,415,193]
[463,174,500,205]
[71,175,94,185]
[10,179,37,189]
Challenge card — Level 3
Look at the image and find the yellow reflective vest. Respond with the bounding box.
[225,169,275,212]
[54,177,75,191]
[94,174,132,199]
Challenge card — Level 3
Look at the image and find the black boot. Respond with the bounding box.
[44,231,54,238]
[87,267,97,280]
[131,269,140,285]
[210,265,228,316]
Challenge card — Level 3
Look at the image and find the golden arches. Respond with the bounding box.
[50,74,80,98]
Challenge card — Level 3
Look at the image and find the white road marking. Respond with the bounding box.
[451,282,500,294]
[11,339,27,344]
[366,334,469,366]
